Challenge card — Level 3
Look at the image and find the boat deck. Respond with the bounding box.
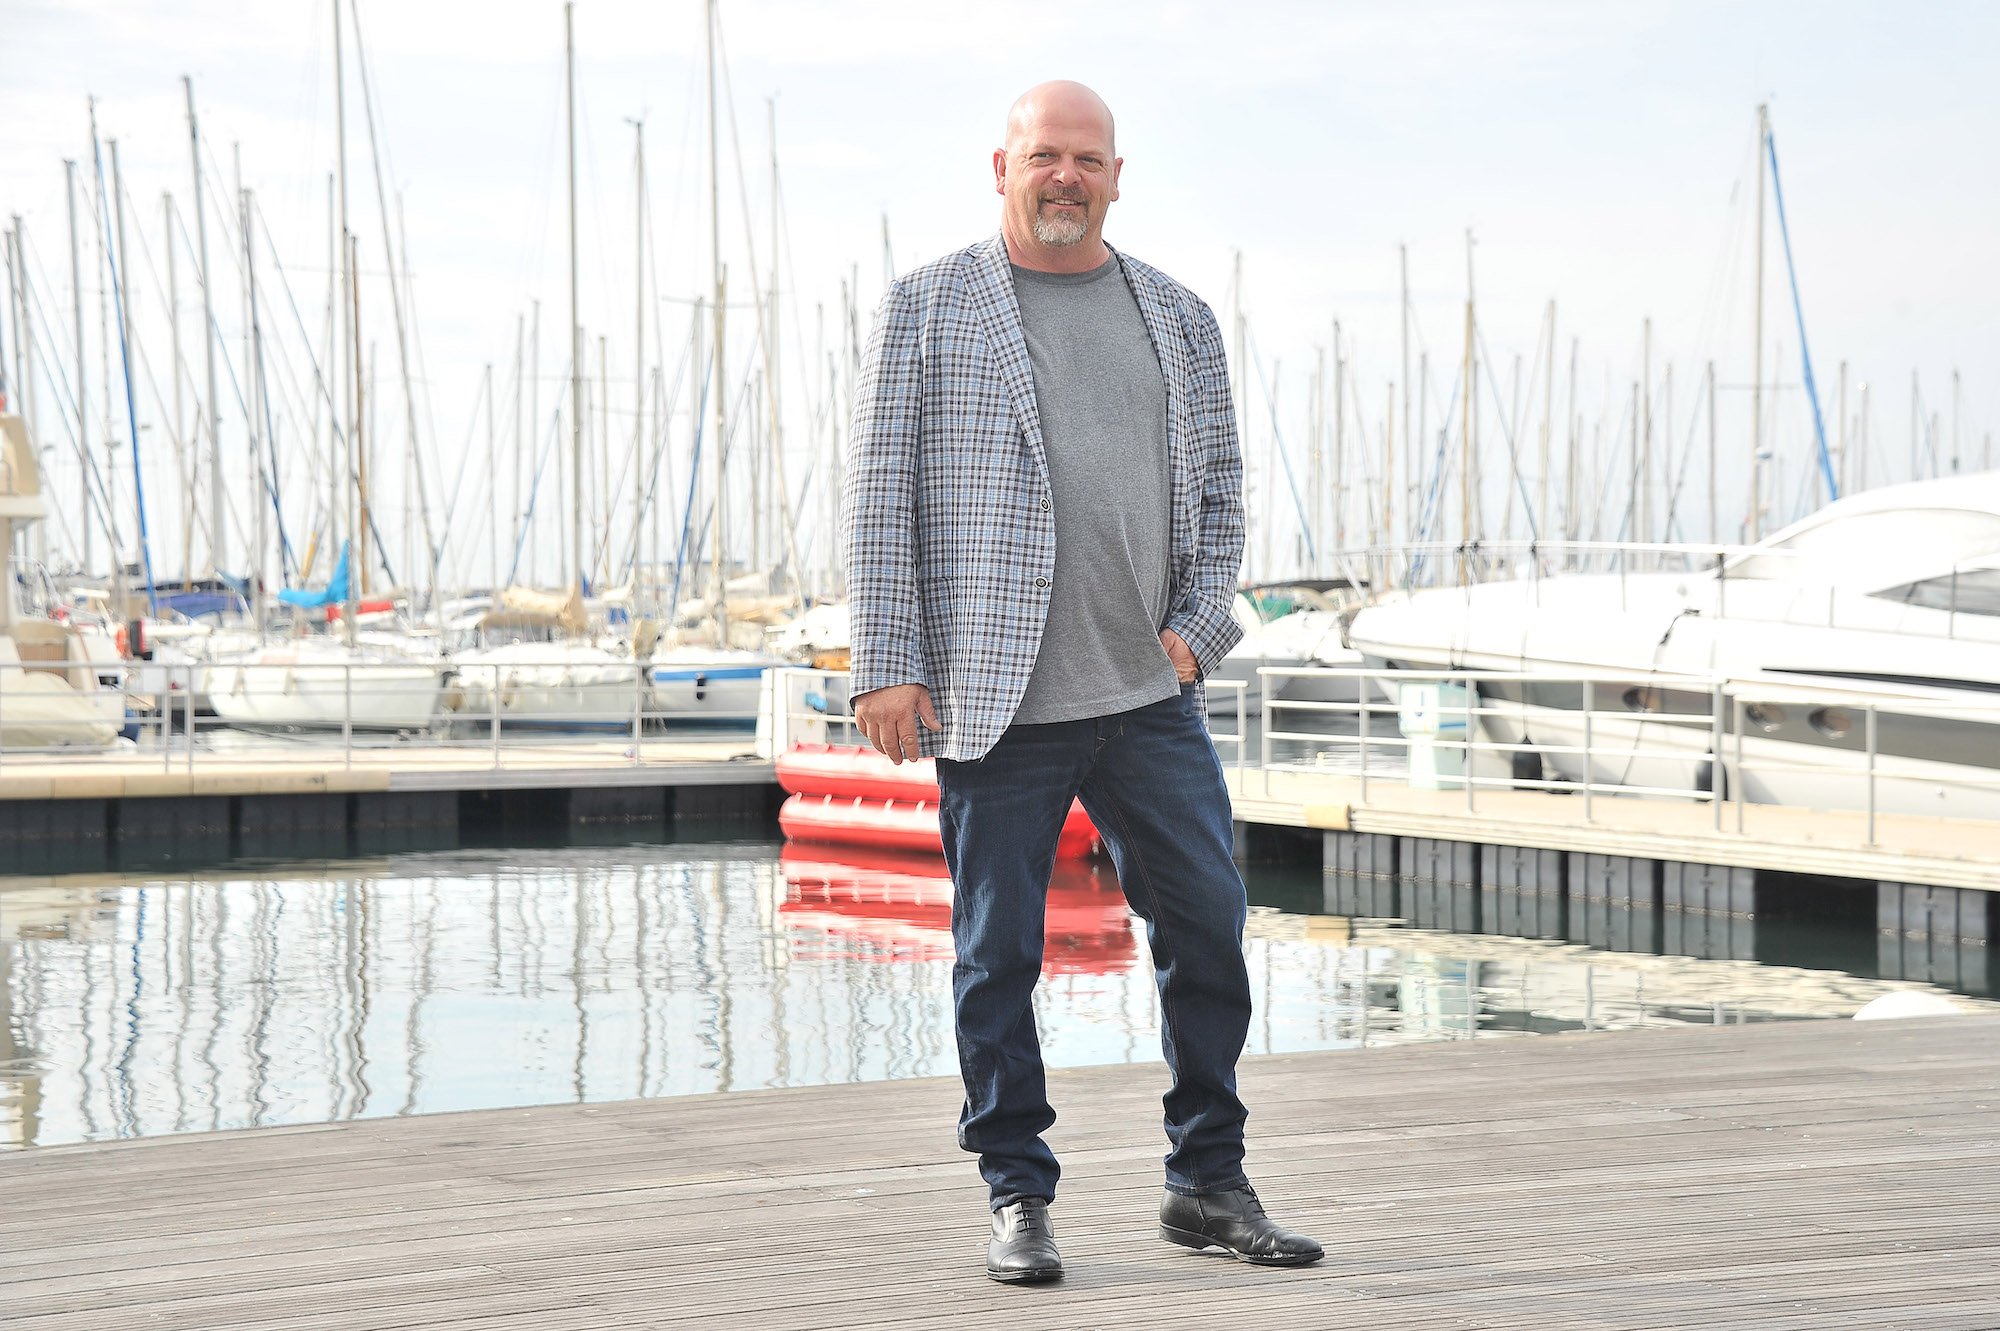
[4,1015,1996,1329]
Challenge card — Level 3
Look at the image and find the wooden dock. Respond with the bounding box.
[4,1015,1996,1329]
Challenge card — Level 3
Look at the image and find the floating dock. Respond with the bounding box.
[2,729,1995,996]
[3,1015,1995,1329]
[1222,766,1997,995]
[0,737,776,870]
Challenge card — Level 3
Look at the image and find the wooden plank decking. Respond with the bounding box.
[3,1016,1997,1329]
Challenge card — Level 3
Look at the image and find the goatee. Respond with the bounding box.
[1031,207,1088,247]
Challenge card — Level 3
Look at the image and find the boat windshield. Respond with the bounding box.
[1729,507,2000,586]
[1870,560,2000,618]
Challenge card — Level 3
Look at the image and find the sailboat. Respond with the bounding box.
[207,1,449,735]
[438,7,650,735]
[206,541,443,731]
[0,413,126,747]
[447,585,645,731]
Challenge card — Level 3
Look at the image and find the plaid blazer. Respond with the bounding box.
[840,233,1246,761]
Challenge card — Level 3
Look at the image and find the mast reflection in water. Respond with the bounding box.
[2,839,1991,1148]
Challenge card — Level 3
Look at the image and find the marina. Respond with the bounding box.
[4,4,2000,1325]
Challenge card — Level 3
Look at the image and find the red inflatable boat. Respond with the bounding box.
[777,743,1100,859]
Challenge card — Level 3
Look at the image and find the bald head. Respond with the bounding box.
[993,80,1123,272]
[1004,80,1116,156]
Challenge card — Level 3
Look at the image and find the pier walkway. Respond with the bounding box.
[4,1015,1996,1329]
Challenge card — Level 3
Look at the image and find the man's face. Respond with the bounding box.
[994,92,1121,255]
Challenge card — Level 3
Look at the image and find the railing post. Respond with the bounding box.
[1464,674,1475,812]
[343,662,353,770]
[631,662,644,767]
[184,664,195,777]
[490,667,502,768]
[160,661,172,774]
[1733,695,1746,833]
[1259,673,1272,774]
[1582,679,1594,823]
[1865,705,1878,846]
[1357,676,1369,804]
[1710,681,1724,828]
[1235,678,1246,776]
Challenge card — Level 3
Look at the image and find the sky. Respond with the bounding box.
[2,0,1996,588]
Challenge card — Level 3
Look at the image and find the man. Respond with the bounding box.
[840,80,1322,1283]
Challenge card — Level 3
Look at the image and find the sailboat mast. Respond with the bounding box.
[1398,242,1409,552]
[243,186,268,634]
[706,0,729,645]
[108,131,132,607]
[1537,301,1554,541]
[334,0,357,641]
[1640,316,1652,544]
[185,77,223,577]
[566,1,584,597]
[1707,360,1718,544]
[1459,230,1475,583]
[65,160,90,574]
[1750,102,1767,541]
[631,117,646,607]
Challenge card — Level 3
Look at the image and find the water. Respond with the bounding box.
[2,829,1989,1149]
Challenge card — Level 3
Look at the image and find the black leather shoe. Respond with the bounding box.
[1160,1184,1323,1266]
[987,1198,1063,1283]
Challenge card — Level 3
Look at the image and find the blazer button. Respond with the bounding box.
[1035,577,1049,589]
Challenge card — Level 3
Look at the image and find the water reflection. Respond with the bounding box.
[2,846,1992,1149]
[779,846,1137,974]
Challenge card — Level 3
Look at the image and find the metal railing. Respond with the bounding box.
[0,655,764,772]
[764,666,1250,773]
[8,654,1999,850]
[1255,663,2000,846]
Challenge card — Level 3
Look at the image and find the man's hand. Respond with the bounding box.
[1161,629,1198,684]
[854,683,942,764]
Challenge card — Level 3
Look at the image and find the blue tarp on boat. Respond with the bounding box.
[277,542,351,611]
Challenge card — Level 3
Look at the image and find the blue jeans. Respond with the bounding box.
[936,684,1253,1210]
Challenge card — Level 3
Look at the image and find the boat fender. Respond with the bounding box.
[116,619,153,661]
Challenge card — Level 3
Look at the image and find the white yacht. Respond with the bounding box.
[1212,582,1374,718]
[1347,474,2000,819]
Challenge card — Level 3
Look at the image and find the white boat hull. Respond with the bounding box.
[648,650,777,726]
[450,646,645,732]
[209,647,444,731]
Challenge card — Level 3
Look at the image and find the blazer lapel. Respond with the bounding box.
[1114,246,1199,567]
[965,235,1049,481]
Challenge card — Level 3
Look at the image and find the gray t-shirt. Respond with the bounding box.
[1008,256,1180,724]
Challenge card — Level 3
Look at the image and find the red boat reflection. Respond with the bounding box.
[779,845,1137,975]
